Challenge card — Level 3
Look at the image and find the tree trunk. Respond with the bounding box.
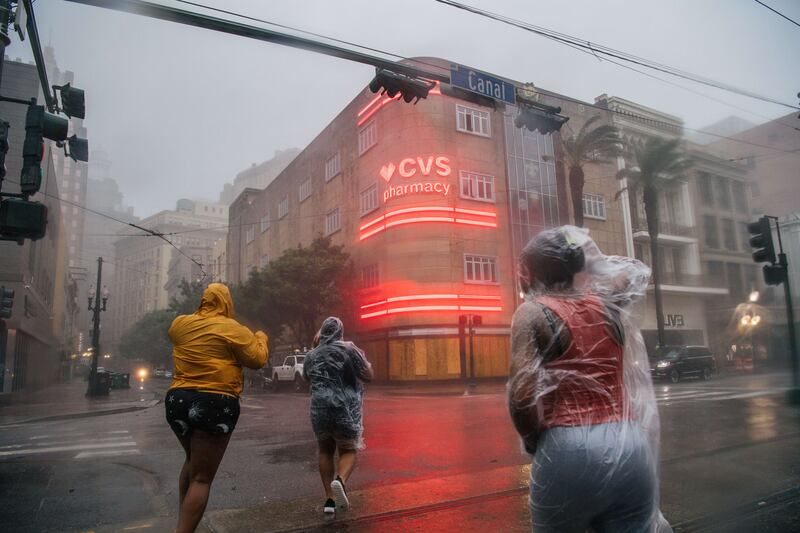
[568,164,585,227]
[643,184,666,347]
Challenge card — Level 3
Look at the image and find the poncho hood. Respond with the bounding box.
[197,283,234,319]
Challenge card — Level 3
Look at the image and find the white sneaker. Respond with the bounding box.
[331,476,349,511]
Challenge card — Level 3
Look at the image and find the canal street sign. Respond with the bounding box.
[450,65,516,105]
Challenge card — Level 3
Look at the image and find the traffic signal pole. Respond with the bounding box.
[774,220,800,399]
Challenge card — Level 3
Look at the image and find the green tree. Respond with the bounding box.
[617,136,691,347]
[236,236,352,347]
[562,115,623,227]
[118,279,207,366]
[169,279,206,315]
[118,309,175,367]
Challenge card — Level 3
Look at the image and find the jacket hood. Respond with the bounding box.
[197,283,234,318]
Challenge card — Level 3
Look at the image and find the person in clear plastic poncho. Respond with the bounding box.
[508,227,672,533]
[303,316,373,515]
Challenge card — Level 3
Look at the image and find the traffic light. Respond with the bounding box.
[368,69,436,104]
[0,286,13,319]
[0,198,48,242]
[514,104,569,134]
[747,216,776,264]
[21,103,89,197]
[763,264,786,286]
[54,83,86,119]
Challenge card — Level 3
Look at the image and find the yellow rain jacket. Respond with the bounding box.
[168,283,268,397]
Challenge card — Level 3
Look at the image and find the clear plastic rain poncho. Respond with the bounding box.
[303,317,373,450]
[508,226,671,533]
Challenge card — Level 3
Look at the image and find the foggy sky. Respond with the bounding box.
[6,0,799,218]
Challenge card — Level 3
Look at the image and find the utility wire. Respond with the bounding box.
[176,0,800,135]
[3,176,209,279]
[753,0,800,28]
[433,0,799,111]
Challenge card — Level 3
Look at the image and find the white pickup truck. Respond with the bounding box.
[271,353,307,392]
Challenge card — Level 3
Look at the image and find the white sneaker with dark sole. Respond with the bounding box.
[331,478,349,511]
[323,498,335,514]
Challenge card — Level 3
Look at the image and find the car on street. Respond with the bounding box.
[154,368,167,378]
[650,345,716,383]
[271,353,307,392]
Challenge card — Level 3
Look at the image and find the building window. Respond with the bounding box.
[360,183,379,216]
[715,177,731,209]
[361,263,379,288]
[278,196,289,219]
[325,152,341,182]
[358,120,377,155]
[582,193,607,220]
[464,254,497,284]
[731,181,746,212]
[703,215,719,248]
[260,213,271,233]
[325,207,341,235]
[459,171,496,202]
[260,254,269,268]
[727,263,744,299]
[299,177,312,202]
[456,104,491,137]
[697,172,714,206]
[739,221,750,252]
[245,226,255,244]
[722,218,737,251]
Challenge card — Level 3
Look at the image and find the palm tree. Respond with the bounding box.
[562,115,623,227]
[617,136,691,348]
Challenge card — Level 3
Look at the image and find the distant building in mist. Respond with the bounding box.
[687,116,756,145]
[218,148,300,205]
[109,199,227,353]
[0,57,76,393]
[81,148,138,354]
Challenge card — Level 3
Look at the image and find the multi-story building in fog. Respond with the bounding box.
[227,58,631,381]
[707,113,800,218]
[0,59,70,393]
[81,148,138,352]
[219,149,300,205]
[597,95,730,352]
[109,199,227,352]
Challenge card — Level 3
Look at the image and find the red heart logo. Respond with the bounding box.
[380,162,396,182]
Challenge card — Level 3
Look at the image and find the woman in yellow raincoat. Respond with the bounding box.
[165,283,268,533]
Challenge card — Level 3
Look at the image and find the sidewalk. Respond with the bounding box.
[0,379,163,426]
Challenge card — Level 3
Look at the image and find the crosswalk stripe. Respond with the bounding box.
[0,441,137,457]
[29,432,88,440]
[75,449,140,459]
[656,390,734,400]
[1,437,133,450]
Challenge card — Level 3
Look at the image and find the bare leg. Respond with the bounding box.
[176,434,191,505]
[337,448,358,483]
[176,430,231,533]
[318,438,336,499]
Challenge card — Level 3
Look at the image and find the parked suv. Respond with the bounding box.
[650,345,716,383]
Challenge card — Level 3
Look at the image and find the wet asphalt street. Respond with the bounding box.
[1,371,799,532]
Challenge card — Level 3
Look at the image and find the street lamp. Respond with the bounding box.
[86,258,110,397]
[749,290,760,303]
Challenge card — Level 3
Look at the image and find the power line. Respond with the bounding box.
[3,176,209,279]
[433,0,799,111]
[753,0,800,28]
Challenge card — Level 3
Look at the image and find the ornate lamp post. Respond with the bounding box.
[86,257,110,397]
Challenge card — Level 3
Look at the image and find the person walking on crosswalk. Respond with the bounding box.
[165,283,268,533]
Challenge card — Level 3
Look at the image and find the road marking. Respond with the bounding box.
[75,449,141,459]
[0,441,137,457]
[0,437,133,450]
[104,430,130,434]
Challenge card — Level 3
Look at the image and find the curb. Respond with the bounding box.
[0,399,161,426]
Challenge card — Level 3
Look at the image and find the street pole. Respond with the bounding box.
[0,0,11,88]
[86,257,104,397]
[773,219,800,402]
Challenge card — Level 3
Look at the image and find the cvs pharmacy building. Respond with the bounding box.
[228,59,574,381]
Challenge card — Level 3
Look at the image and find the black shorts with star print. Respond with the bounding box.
[165,388,240,438]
